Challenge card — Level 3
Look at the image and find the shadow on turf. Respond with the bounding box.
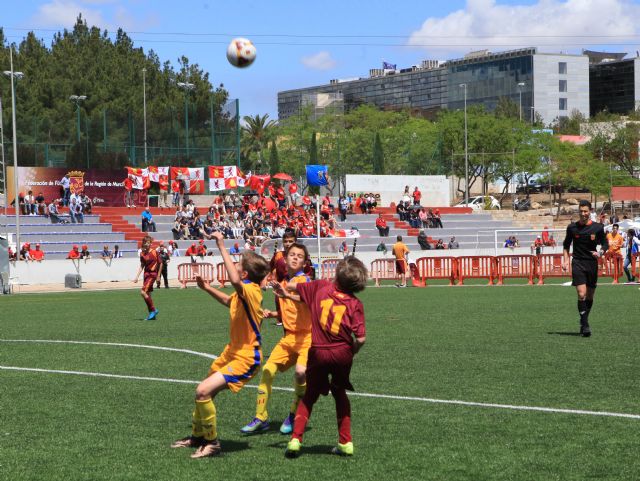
[268,441,335,456]
[219,439,251,453]
[547,331,581,336]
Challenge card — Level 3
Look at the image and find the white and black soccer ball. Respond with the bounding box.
[226,38,256,68]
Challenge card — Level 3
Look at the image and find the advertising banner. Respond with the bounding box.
[7,167,132,207]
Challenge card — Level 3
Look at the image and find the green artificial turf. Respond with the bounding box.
[0,284,639,481]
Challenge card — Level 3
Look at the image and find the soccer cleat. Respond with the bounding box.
[279,413,294,435]
[330,442,354,456]
[581,324,592,337]
[146,309,158,321]
[170,436,203,448]
[190,439,222,458]
[240,417,270,434]
[285,438,302,458]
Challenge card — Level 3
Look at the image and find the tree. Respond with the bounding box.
[494,97,520,120]
[309,131,318,164]
[268,140,280,176]
[241,113,275,172]
[551,109,586,135]
[372,132,384,174]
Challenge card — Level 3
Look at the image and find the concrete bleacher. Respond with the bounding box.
[1,214,139,259]
[119,210,548,254]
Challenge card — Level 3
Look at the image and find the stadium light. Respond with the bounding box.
[69,95,87,143]
[459,83,469,206]
[177,82,195,160]
[142,68,148,165]
[4,47,24,250]
[517,82,526,122]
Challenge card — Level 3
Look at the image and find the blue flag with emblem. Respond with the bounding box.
[306,165,329,186]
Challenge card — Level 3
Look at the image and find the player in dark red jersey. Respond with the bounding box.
[134,235,161,320]
[562,200,608,337]
[273,256,368,458]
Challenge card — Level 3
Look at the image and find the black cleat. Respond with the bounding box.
[580,324,591,337]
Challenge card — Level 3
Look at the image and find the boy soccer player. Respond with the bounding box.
[171,231,270,458]
[392,235,409,287]
[133,235,160,320]
[562,200,608,337]
[271,232,297,326]
[274,256,368,458]
[241,242,312,435]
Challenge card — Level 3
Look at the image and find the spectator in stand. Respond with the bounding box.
[197,240,208,257]
[80,244,91,259]
[376,241,387,255]
[433,209,443,229]
[396,201,406,221]
[402,186,411,205]
[448,236,460,249]
[165,240,178,257]
[531,236,544,256]
[419,208,429,229]
[171,178,181,207]
[435,239,445,250]
[504,236,518,249]
[412,187,422,206]
[156,242,170,289]
[30,244,45,262]
[69,198,84,223]
[35,192,46,215]
[67,245,81,259]
[141,208,157,232]
[80,191,92,214]
[19,243,32,261]
[185,242,199,262]
[375,213,390,237]
[366,193,376,213]
[409,208,421,228]
[276,184,286,208]
[288,181,300,205]
[338,196,349,222]
[8,246,17,261]
[113,244,123,258]
[610,211,620,225]
[60,174,71,206]
[541,226,556,247]
[417,230,431,250]
[47,199,63,224]
[159,175,170,209]
[13,192,26,215]
[229,242,241,261]
[623,229,640,282]
[100,245,112,260]
[24,190,36,215]
[123,175,134,208]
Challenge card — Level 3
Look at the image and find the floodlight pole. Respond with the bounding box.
[0,97,6,218]
[517,82,525,122]
[7,48,22,250]
[142,68,148,165]
[460,83,469,206]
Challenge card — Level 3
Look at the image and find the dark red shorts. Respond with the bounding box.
[306,345,354,395]
[395,259,406,274]
[143,273,158,293]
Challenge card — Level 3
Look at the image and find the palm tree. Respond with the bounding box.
[241,114,276,172]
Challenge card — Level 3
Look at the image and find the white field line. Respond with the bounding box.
[1,339,639,421]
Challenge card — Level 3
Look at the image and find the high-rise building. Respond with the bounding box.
[587,50,640,115]
[278,47,591,125]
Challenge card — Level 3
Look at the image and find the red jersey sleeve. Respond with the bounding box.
[350,299,366,338]
[296,279,331,306]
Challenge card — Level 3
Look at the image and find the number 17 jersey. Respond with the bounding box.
[296,279,366,350]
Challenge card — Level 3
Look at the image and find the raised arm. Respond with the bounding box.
[212,231,243,295]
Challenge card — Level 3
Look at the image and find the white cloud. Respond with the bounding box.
[301,51,337,71]
[408,0,640,58]
[31,0,109,28]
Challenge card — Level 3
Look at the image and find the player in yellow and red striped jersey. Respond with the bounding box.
[171,231,271,458]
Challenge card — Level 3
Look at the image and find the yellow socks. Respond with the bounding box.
[195,398,218,441]
[256,363,277,421]
[191,407,203,438]
[289,381,306,415]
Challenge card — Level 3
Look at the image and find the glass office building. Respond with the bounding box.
[278,66,448,120]
[278,47,590,125]
[589,57,640,115]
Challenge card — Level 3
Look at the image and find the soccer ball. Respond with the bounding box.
[226,38,256,68]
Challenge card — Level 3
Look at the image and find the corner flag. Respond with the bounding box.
[306,165,329,186]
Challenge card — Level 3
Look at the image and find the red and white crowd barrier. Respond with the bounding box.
[177,262,215,288]
[495,255,536,285]
[415,257,456,286]
[320,258,341,280]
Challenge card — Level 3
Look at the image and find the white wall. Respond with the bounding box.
[346,175,452,206]
[533,54,589,125]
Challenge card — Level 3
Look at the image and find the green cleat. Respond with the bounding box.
[330,442,354,456]
[285,438,302,458]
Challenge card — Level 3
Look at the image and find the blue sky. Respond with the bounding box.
[3,0,640,119]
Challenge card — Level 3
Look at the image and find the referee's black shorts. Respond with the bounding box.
[572,259,598,288]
